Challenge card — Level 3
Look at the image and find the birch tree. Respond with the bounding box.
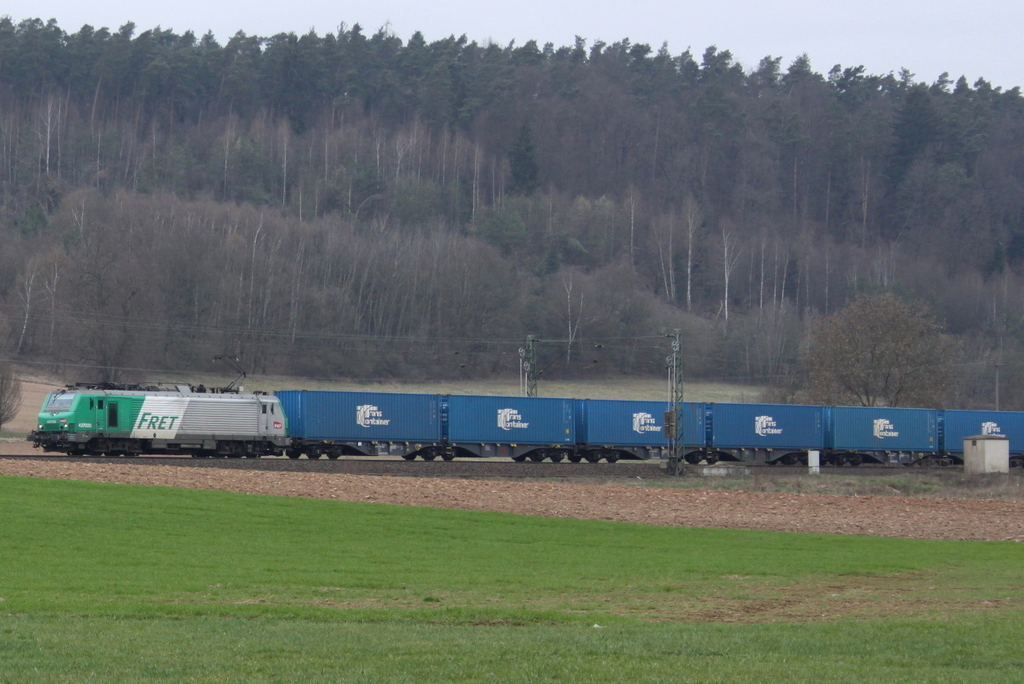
[16,261,39,353]
[719,227,741,322]
[683,197,701,312]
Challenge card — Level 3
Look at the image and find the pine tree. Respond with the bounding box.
[508,120,540,195]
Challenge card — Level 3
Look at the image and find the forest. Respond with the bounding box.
[1,17,1023,408]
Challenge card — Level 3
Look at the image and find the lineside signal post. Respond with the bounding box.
[520,335,538,397]
[665,329,684,475]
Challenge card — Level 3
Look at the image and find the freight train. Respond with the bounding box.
[27,384,1024,466]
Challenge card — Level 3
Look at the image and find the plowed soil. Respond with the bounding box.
[2,455,1022,542]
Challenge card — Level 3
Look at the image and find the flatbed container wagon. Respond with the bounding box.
[706,403,825,465]
[941,409,1024,466]
[579,399,704,462]
[446,395,576,462]
[275,390,443,459]
[825,406,938,465]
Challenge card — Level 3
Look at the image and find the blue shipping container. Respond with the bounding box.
[942,410,1024,454]
[447,395,575,445]
[582,399,705,448]
[275,390,441,442]
[826,406,937,452]
[709,403,825,450]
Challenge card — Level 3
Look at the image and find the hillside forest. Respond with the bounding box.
[1,18,1024,408]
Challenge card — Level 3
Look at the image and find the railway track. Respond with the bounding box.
[0,452,983,479]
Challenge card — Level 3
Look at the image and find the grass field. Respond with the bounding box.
[1,475,1022,682]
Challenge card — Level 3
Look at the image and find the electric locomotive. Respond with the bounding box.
[29,383,288,457]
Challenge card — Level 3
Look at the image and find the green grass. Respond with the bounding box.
[1,475,1022,682]
[2,615,1022,683]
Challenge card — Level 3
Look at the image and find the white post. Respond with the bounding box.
[808,450,820,475]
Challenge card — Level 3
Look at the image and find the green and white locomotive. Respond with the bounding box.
[29,383,288,457]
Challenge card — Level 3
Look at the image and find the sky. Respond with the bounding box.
[5,0,1023,90]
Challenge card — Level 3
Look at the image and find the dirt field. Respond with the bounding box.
[2,457,1022,543]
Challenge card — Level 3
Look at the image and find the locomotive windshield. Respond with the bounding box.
[44,392,76,412]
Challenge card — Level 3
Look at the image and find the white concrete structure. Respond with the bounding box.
[963,435,1010,475]
[808,450,820,475]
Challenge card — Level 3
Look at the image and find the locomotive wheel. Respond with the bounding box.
[287,452,301,460]
[442,453,455,461]
[529,454,546,462]
[402,454,416,461]
[549,454,564,463]
[568,455,582,463]
[512,455,527,462]
[605,455,619,463]
[584,454,601,463]
[327,453,340,460]
[421,454,437,461]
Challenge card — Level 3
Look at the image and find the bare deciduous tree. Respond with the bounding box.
[682,197,701,313]
[16,259,39,353]
[0,364,23,433]
[719,227,741,322]
[804,293,957,407]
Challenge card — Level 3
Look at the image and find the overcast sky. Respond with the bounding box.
[5,0,1023,90]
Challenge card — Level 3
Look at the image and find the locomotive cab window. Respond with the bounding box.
[262,404,267,414]
[45,393,76,412]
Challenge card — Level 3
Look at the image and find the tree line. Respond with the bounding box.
[1,17,1024,408]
